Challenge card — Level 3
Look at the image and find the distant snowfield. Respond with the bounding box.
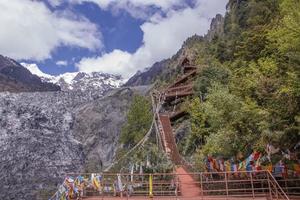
[21,63,125,92]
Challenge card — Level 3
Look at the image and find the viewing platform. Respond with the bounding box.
[53,170,297,200]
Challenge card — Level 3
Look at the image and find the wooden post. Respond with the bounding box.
[267,172,273,200]
[175,173,178,200]
[225,172,229,200]
[200,173,204,200]
[101,178,104,200]
[250,172,255,199]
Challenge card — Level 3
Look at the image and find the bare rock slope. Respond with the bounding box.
[0,87,147,200]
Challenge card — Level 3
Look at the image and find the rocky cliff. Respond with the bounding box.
[0,87,149,200]
[0,55,60,92]
[205,14,224,41]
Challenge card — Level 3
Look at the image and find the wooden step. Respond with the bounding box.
[168,70,197,89]
[158,115,182,165]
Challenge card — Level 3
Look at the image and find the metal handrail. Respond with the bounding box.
[55,170,297,200]
[267,171,290,200]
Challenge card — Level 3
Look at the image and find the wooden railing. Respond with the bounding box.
[168,69,197,88]
[57,173,180,199]
[52,171,294,200]
[165,84,193,93]
[277,178,300,197]
[196,170,290,200]
[267,171,291,200]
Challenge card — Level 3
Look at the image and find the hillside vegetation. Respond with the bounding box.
[122,0,299,169]
[185,0,300,166]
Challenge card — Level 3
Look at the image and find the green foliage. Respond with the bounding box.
[113,0,300,170]
[194,65,230,97]
[114,95,174,173]
[220,0,280,62]
[188,84,270,158]
[111,144,174,173]
[120,95,152,148]
[269,0,300,57]
[129,144,173,173]
[183,0,300,165]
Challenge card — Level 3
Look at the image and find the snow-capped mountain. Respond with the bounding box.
[21,63,125,97]
[0,55,60,92]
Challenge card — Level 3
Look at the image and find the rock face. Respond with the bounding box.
[174,120,191,143]
[0,87,144,200]
[73,88,140,171]
[0,55,60,92]
[124,59,174,86]
[205,14,225,41]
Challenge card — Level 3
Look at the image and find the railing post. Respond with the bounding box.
[267,172,273,200]
[125,174,128,200]
[200,173,204,200]
[250,172,255,199]
[175,173,179,200]
[276,185,279,200]
[149,174,153,199]
[101,177,104,200]
[225,172,229,199]
[285,179,289,196]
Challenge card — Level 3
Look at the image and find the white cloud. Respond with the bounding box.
[56,60,68,66]
[73,0,183,10]
[70,0,185,19]
[0,0,102,61]
[48,0,64,7]
[77,50,132,75]
[77,0,228,78]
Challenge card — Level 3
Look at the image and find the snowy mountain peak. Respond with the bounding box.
[21,63,54,79]
[21,63,125,97]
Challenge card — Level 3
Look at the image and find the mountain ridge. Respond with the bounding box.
[0,55,60,92]
[22,63,125,98]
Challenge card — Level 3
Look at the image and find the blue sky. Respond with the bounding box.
[36,2,145,75]
[0,0,228,78]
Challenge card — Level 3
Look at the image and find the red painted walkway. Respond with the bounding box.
[84,196,269,199]
[175,167,201,198]
[158,114,201,198]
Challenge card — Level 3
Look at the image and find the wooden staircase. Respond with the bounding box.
[157,114,203,199]
[167,69,197,89]
[158,114,182,165]
[154,61,292,200]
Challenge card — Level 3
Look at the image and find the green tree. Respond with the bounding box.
[269,0,300,58]
[120,95,152,148]
[188,84,270,158]
[194,66,230,98]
